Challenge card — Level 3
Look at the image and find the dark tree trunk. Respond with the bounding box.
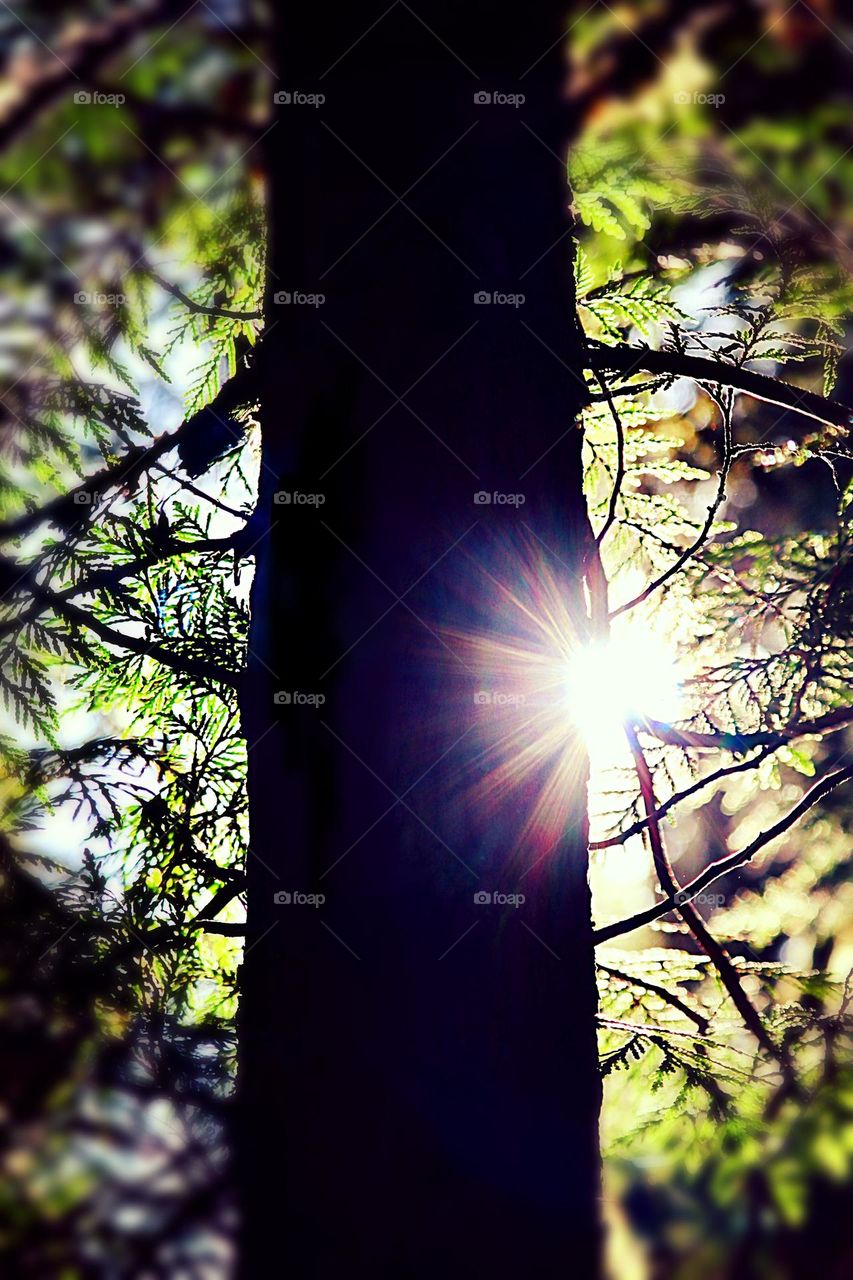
[239,4,601,1275]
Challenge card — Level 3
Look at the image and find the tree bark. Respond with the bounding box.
[239,5,601,1275]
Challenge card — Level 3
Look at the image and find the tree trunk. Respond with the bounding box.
[239,4,601,1275]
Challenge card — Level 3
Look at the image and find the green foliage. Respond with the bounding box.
[0,1,851,1273]
[566,15,853,1273]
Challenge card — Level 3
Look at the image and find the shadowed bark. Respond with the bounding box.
[239,5,602,1275]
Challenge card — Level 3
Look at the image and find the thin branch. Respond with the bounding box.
[594,764,853,944]
[145,269,263,321]
[191,921,246,935]
[0,534,240,641]
[0,360,257,542]
[189,880,245,927]
[597,961,709,1032]
[590,746,776,849]
[623,722,794,1076]
[580,322,625,548]
[587,380,663,403]
[151,463,252,518]
[609,391,734,619]
[587,340,853,430]
[41,591,239,689]
[597,1015,754,1065]
[641,705,853,752]
[0,0,183,154]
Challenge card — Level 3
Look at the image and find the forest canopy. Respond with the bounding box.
[0,2,851,1277]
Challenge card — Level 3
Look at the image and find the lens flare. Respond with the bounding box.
[564,630,683,760]
[439,545,685,863]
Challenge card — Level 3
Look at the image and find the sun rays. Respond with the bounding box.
[438,544,684,866]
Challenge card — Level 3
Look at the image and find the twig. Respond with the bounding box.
[0,534,240,641]
[587,340,853,430]
[609,391,735,618]
[594,763,853,943]
[590,746,776,849]
[641,705,853,752]
[42,591,239,689]
[145,269,263,321]
[191,921,246,935]
[0,360,257,542]
[598,962,709,1032]
[0,1,183,153]
[152,463,251,519]
[580,323,625,548]
[623,723,796,1079]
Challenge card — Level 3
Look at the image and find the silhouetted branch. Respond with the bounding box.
[0,360,257,542]
[595,764,853,944]
[40,590,239,689]
[598,961,709,1032]
[192,922,246,935]
[580,324,625,547]
[641,705,853,752]
[189,880,245,929]
[587,340,853,429]
[145,268,263,321]
[610,390,735,618]
[623,722,795,1076]
[0,534,241,642]
[590,745,777,849]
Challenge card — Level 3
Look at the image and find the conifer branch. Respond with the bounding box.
[41,590,240,689]
[587,340,853,430]
[0,362,258,542]
[622,724,798,1077]
[595,765,853,944]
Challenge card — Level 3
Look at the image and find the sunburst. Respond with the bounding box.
[440,545,684,864]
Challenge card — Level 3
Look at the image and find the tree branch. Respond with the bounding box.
[587,340,853,430]
[40,591,240,689]
[0,534,241,642]
[641,705,853,753]
[597,961,709,1032]
[609,389,735,618]
[623,723,797,1076]
[579,323,625,548]
[594,764,853,944]
[0,1,184,154]
[0,359,257,542]
[590,746,776,850]
[189,879,245,928]
[145,268,263,321]
[191,921,246,935]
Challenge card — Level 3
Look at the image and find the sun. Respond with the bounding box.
[563,627,684,761]
[440,547,687,857]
